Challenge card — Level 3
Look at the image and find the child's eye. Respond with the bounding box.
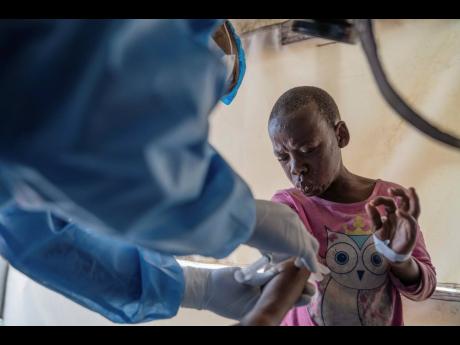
[300,146,319,154]
[277,155,289,162]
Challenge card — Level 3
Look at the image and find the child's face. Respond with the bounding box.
[269,103,343,197]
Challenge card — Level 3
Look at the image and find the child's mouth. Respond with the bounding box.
[303,186,316,195]
[297,182,317,195]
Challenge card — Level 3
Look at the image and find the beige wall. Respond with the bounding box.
[209,19,460,285]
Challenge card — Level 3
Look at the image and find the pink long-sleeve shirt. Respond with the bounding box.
[272,179,436,326]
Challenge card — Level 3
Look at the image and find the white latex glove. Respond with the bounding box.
[181,265,278,320]
[181,264,316,321]
[246,200,329,276]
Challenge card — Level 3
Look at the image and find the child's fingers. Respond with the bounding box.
[294,294,312,307]
[370,197,397,215]
[397,210,418,239]
[389,188,410,212]
[304,281,316,296]
[386,211,399,240]
[408,187,421,220]
[294,282,316,307]
[396,210,418,253]
[365,203,383,230]
[378,218,394,242]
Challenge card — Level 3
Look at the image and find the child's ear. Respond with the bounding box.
[334,121,350,148]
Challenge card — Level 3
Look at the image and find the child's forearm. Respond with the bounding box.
[239,308,281,326]
[239,260,310,326]
[389,257,421,286]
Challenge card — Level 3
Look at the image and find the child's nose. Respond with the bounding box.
[290,159,308,176]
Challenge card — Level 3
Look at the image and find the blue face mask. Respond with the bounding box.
[219,21,246,105]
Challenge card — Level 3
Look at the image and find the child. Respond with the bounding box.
[268,86,436,326]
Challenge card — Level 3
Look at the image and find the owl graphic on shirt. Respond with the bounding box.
[307,216,394,325]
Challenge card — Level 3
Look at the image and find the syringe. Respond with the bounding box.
[234,254,272,283]
[234,254,328,284]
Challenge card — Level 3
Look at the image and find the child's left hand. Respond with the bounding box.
[365,187,420,262]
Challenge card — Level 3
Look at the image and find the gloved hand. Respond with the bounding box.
[180,261,316,320]
[233,254,316,306]
[245,200,329,276]
[181,265,278,320]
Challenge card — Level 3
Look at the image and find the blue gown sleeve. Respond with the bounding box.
[0,19,255,259]
[0,202,184,323]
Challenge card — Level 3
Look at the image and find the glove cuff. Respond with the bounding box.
[180,266,211,310]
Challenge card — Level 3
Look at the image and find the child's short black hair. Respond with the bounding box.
[269,86,341,127]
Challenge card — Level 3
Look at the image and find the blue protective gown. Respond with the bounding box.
[0,202,184,323]
[0,19,255,323]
